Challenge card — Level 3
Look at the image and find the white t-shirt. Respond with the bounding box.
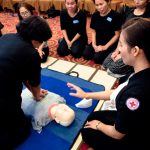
[101,74,134,110]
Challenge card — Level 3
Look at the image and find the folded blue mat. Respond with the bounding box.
[16,69,105,150]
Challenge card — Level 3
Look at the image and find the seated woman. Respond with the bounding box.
[22,88,75,133]
[17,2,50,62]
[57,0,87,58]
[102,0,150,78]
[102,47,134,78]
[83,0,122,64]
[67,17,150,149]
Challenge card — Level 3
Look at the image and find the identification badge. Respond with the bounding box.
[107,17,112,22]
[73,20,79,24]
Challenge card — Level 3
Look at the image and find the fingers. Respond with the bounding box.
[84,121,91,128]
[84,120,100,130]
[67,82,74,87]
[69,93,76,97]
[39,89,48,100]
[41,89,48,95]
[67,83,76,89]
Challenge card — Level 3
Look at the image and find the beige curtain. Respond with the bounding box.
[38,0,53,12]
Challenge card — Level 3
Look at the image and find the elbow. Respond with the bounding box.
[113,132,125,140]
[113,134,125,140]
[112,126,126,140]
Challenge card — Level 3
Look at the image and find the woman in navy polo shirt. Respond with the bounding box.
[67,18,150,150]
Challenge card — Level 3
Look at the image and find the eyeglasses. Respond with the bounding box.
[20,11,31,17]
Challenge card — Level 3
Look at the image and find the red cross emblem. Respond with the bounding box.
[126,98,140,110]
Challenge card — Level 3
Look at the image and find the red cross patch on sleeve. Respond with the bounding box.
[126,98,140,111]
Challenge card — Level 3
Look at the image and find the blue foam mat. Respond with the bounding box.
[16,69,105,150]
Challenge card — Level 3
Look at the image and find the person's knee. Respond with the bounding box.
[83,51,91,60]
[41,47,49,63]
[94,59,103,64]
[83,44,94,60]
[57,48,65,56]
[81,128,88,140]
[71,43,85,58]
[71,49,82,58]
[72,52,82,58]
[81,127,94,145]
[93,55,103,64]
[57,46,69,56]
[83,49,93,60]
[57,39,70,56]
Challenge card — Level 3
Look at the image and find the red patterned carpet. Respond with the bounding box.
[0,12,100,69]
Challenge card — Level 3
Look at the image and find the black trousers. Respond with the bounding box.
[41,46,49,63]
[81,110,126,150]
[57,38,86,58]
[83,43,117,64]
[0,111,31,150]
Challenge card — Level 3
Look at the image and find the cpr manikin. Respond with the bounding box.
[49,103,75,126]
[21,88,75,133]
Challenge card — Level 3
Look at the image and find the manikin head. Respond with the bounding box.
[49,103,75,126]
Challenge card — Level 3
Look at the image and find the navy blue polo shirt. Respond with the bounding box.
[115,68,150,147]
[0,33,41,119]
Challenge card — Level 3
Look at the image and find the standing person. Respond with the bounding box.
[17,2,50,63]
[57,0,87,58]
[102,0,150,78]
[0,16,52,150]
[83,0,122,64]
[67,18,150,149]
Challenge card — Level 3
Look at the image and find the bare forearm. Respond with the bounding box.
[23,80,32,92]
[91,29,97,47]
[97,122,125,140]
[62,30,69,42]
[23,81,41,100]
[85,90,114,101]
[105,31,120,49]
[71,33,80,43]
[30,85,41,100]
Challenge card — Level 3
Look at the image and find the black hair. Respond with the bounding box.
[122,17,150,61]
[92,0,110,4]
[16,15,52,42]
[65,0,78,3]
[17,2,35,21]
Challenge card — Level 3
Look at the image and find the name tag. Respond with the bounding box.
[73,20,79,24]
[107,17,112,22]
